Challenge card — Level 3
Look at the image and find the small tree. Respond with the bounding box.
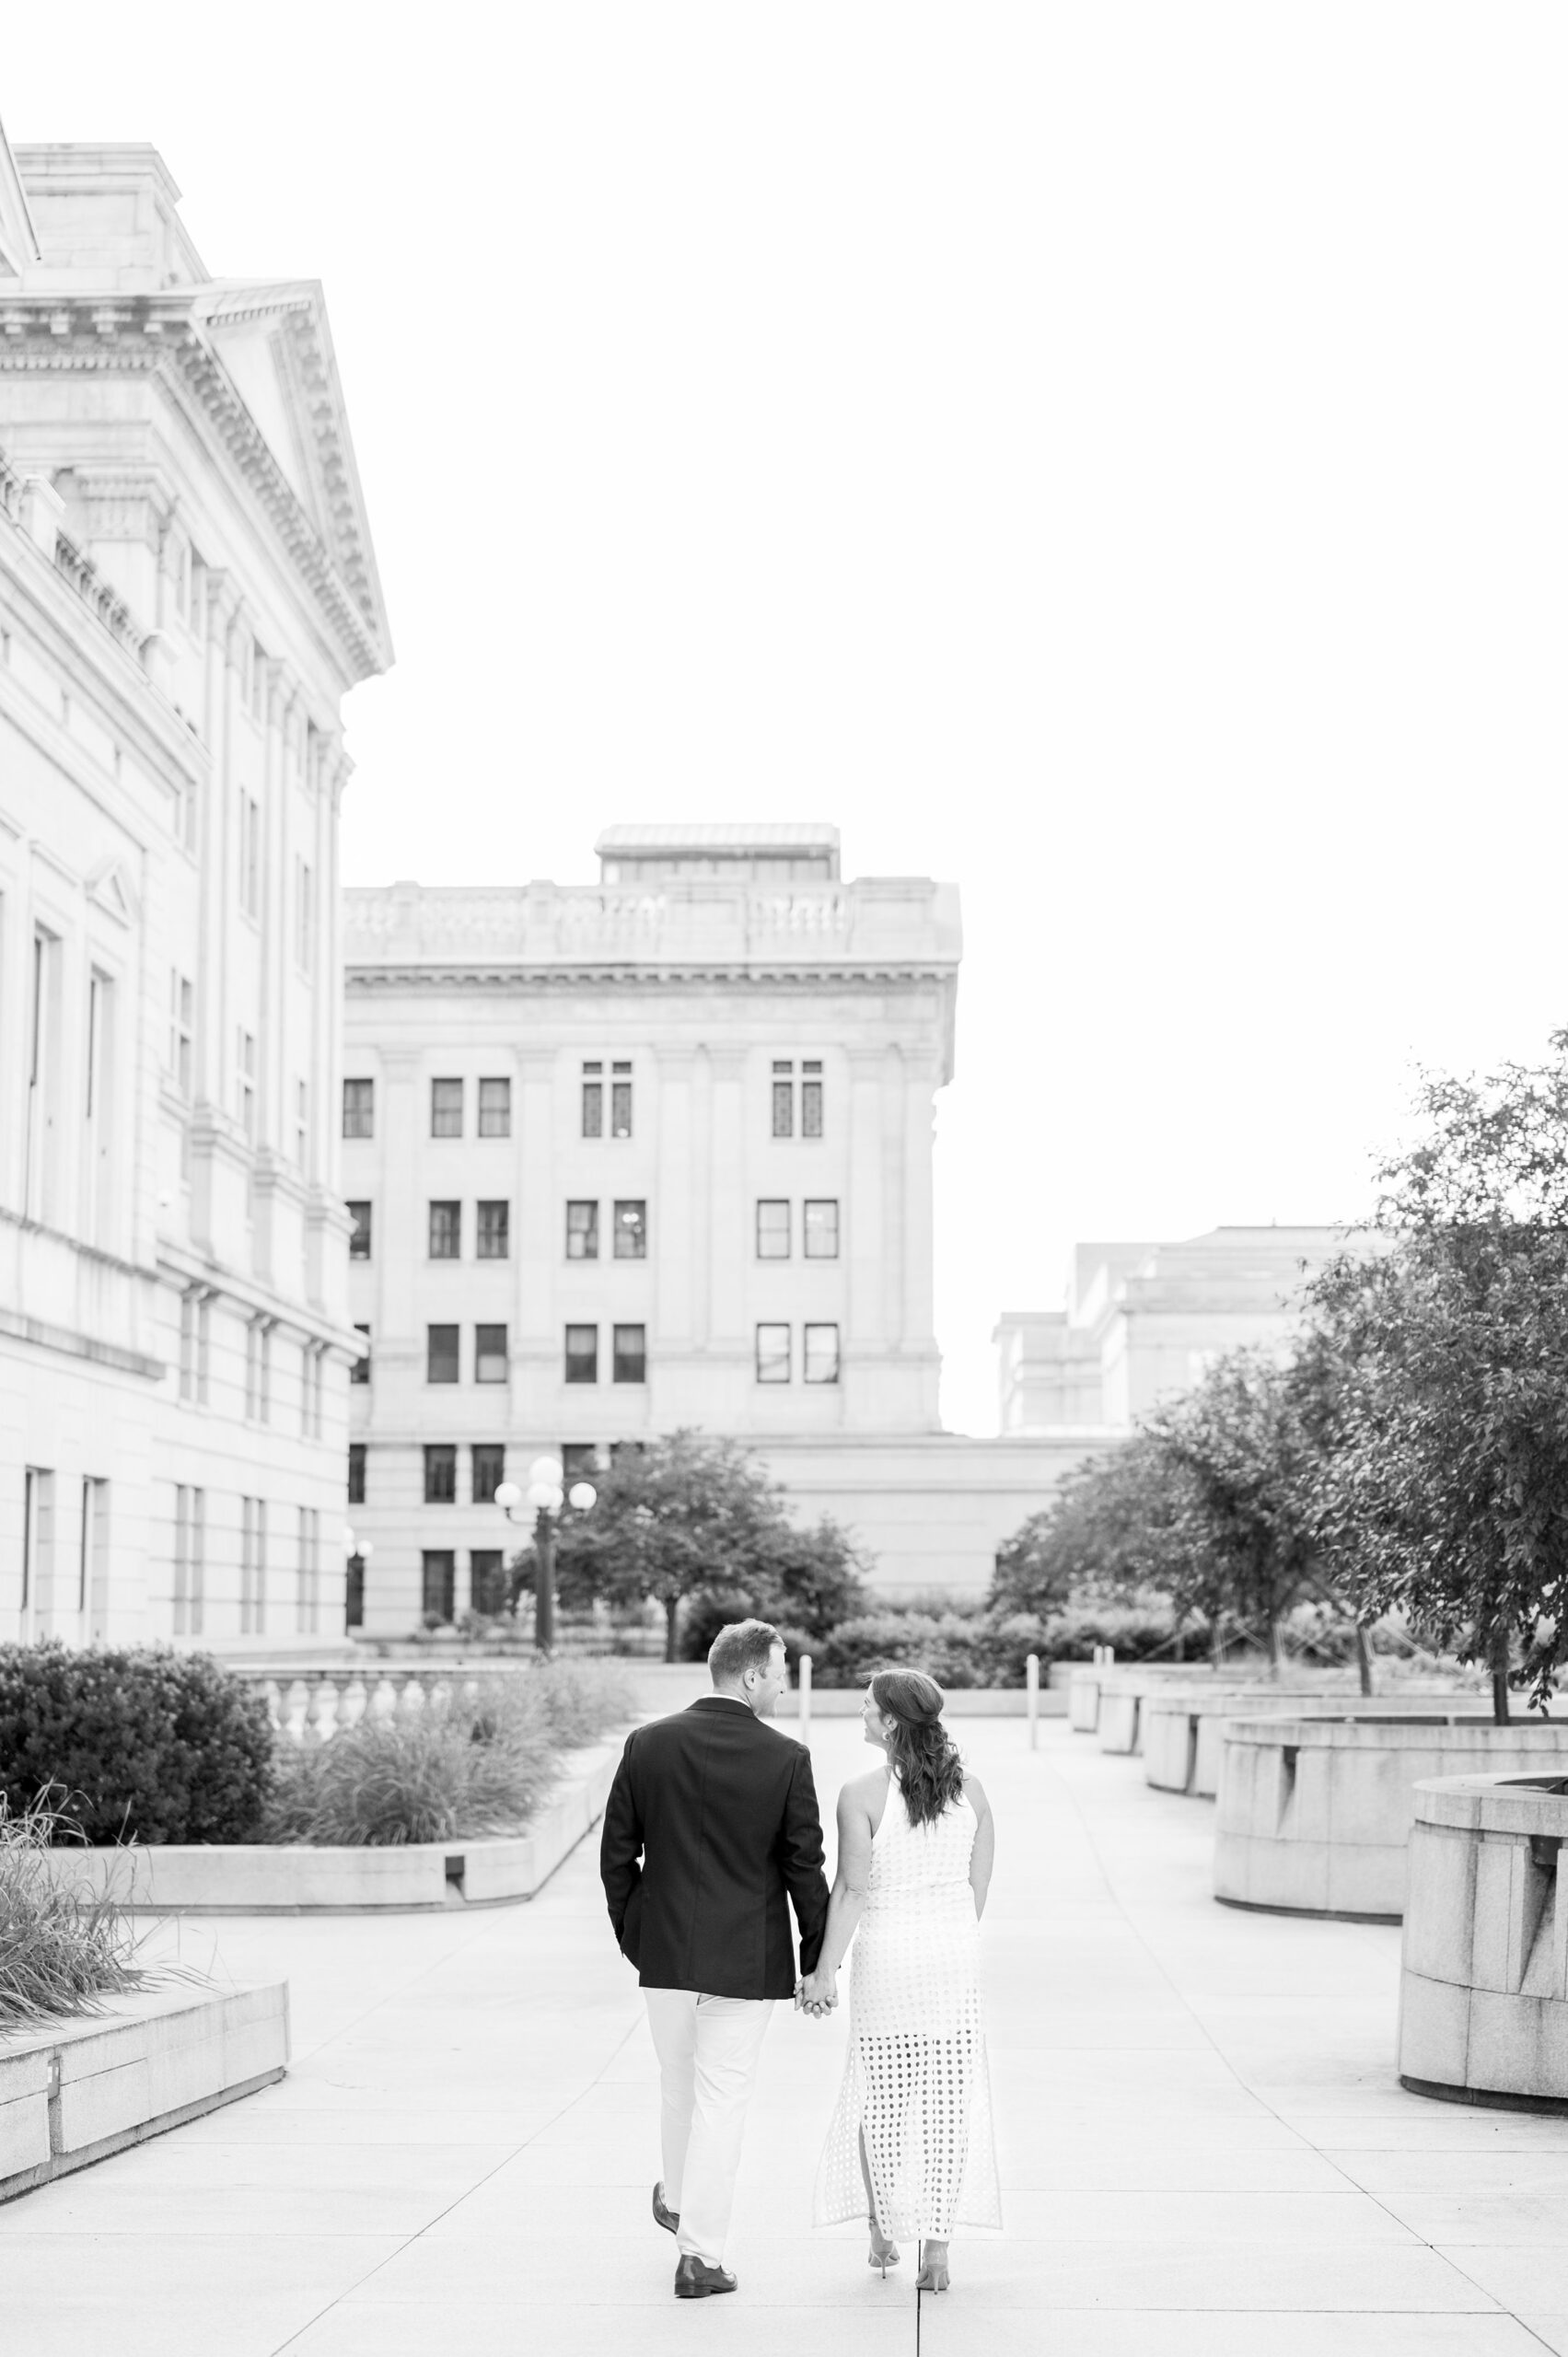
[1306,1033,1568,1718]
[989,1432,1216,1640]
[551,1431,855,1661]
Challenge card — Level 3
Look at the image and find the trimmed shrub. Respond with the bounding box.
[0,1644,273,1845]
[0,1791,149,2026]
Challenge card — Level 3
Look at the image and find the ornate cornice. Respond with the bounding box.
[345,963,956,993]
[0,287,390,684]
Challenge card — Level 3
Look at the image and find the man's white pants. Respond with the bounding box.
[645,1989,774,2266]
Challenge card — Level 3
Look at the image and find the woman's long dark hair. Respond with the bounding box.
[872,1669,965,1826]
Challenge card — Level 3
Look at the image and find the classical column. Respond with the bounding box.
[703,1045,749,1397]
[513,1043,557,1421]
[653,1045,697,1356]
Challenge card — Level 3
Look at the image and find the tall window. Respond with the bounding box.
[581,1061,603,1137]
[294,1077,308,1168]
[756,1200,790,1260]
[476,1201,509,1260]
[351,1323,371,1384]
[294,857,314,972]
[610,1061,633,1138]
[240,1497,267,1634]
[772,1060,795,1138]
[240,795,261,918]
[428,1200,461,1259]
[470,1550,505,1616]
[613,1200,647,1260]
[756,1323,791,1384]
[802,1060,824,1137]
[804,1323,841,1385]
[78,1477,109,1636]
[245,1320,272,1422]
[179,1289,200,1402]
[173,1484,204,1636]
[25,928,59,1220]
[478,1077,511,1137]
[168,972,194,1097]
[296,1506,320,1634]
[612,1324,646,1384]
[422,1551,456,1623]
[471,1443,505,1504]
[474,1324,508,1383]
[804,1199,839,1259]
[427,1324,459,1384]
[564,1324,598,1384]
[566,1201,599,1260]
[237,1028,256,1143]
[347,1202,372,1260]
[424,1444,457,1504]
[347,1443,366,1505]
[431,1077,463,1137]
[343,1078,374,1139]
[301,1342,323,1440]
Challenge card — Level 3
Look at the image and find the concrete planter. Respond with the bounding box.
[1093,1666,1323,1758]
[1068,1664,1213,1741]
[1214,1714,1568,1922]
[1144,1684,1464,1798]
[1400,1771,1568,2108]
[29,1738,621,1917]
[0,1981,286,2202]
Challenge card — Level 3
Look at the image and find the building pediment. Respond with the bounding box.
[85,856,138,928]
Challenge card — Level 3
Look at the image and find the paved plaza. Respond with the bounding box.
[6,1716,1568,2353]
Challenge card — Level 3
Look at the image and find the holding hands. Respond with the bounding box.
[796,1964,838,2018]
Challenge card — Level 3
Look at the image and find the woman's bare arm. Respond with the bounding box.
[801,1778,877,2003]
[965,1774,995,1920]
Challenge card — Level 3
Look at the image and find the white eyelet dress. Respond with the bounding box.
[812,1773,1001,2240]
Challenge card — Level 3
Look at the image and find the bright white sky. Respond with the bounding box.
[10,7,1567,1431]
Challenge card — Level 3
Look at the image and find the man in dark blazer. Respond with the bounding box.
[600,1618,830,2300]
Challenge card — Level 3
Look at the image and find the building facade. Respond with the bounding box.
[0,142,389,1644]
[342,826,1099,1618]
[995,1225,1351,1434]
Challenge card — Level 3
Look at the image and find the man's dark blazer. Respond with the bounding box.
[599,1696,830,2001]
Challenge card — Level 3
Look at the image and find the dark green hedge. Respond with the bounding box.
[0,1644,274,1844]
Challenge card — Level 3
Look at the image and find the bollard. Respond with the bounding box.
[798,1650,812,1740]
[1026,1653,1040,1750]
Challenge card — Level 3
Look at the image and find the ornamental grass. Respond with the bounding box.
[263,1658,634,1848]
[0,1792,148,2029]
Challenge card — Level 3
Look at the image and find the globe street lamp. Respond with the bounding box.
[494,1457,597,1652]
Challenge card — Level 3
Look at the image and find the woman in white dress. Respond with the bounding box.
[800,1668,1000,2293]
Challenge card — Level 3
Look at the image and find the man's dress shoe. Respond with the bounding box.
[652,2181,679,2235]
[674,2256,737,2299]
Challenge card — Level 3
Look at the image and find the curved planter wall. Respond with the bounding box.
[1214,1715,1568,1921]
[1097,1667,1360,1759]
[1144,1685,1463,1798]
[1072,1666,1253,1752]
[1400,1772,1568,2108]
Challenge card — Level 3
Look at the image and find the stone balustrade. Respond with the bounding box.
[229,1662,524,1746]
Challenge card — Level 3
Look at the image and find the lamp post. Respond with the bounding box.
[494,1457,597,1653]
[343,1527,374,1632]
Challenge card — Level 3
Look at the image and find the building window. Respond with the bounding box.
[613,1200,647,1260]
[804,1199,839,1259]
[237,1028,256,1143]
[343,1078,374,1139]
[422,1550,456,1623]
[564,1324,598,1384]
[296,1505,320,1633]
[294,858,314,974]
[802,1060,824,1138]
[424,1444,458,1504]
[478,1077,511,1138]
[179,1289,200,1402]
[804,1322,841,1385]
[347,1444,366,1505]
[756,1323,791,1384]
[168,972,193,1096]
[471,1443,505,1504]
[756,1200,790,1260]
[301,1341,324,1440]
[475,1324,509,1383]
[429,1200,461,1259]
[771,1061,794,1137]
[245,1320,272,1422]
[295,1078,308,1168]
[612,1324,646,1384]
[240,1497,267,1635]
[347,1202,372,1260]
[611,1062,633,1138]
[173,1483,204,1636]
[431,1077,463,1137]
[352,1323,371,1384]
[476,1201,510,1260]
[470,1550,505,1616]
[345,1552,366,1630]
[581,1062,603,1137]
[240,794,261,918]
[427,1324,459,1384]
[566,1200,599,1260]
[562,1443,599,1479]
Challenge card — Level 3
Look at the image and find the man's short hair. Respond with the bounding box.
[708,1619,782,1688]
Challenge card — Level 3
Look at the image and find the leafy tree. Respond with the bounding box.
[549,1430,868,1661]
[1305,1033,1568,1717]
[988,1432,1215,1630]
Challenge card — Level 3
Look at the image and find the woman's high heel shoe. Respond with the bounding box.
[867,2216,901,2276]
[914,2240,950,2293]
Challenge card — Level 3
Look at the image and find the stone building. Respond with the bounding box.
[342,826,1099,1621]
[0,141,389,1643]
[994,1225,1350,1434]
